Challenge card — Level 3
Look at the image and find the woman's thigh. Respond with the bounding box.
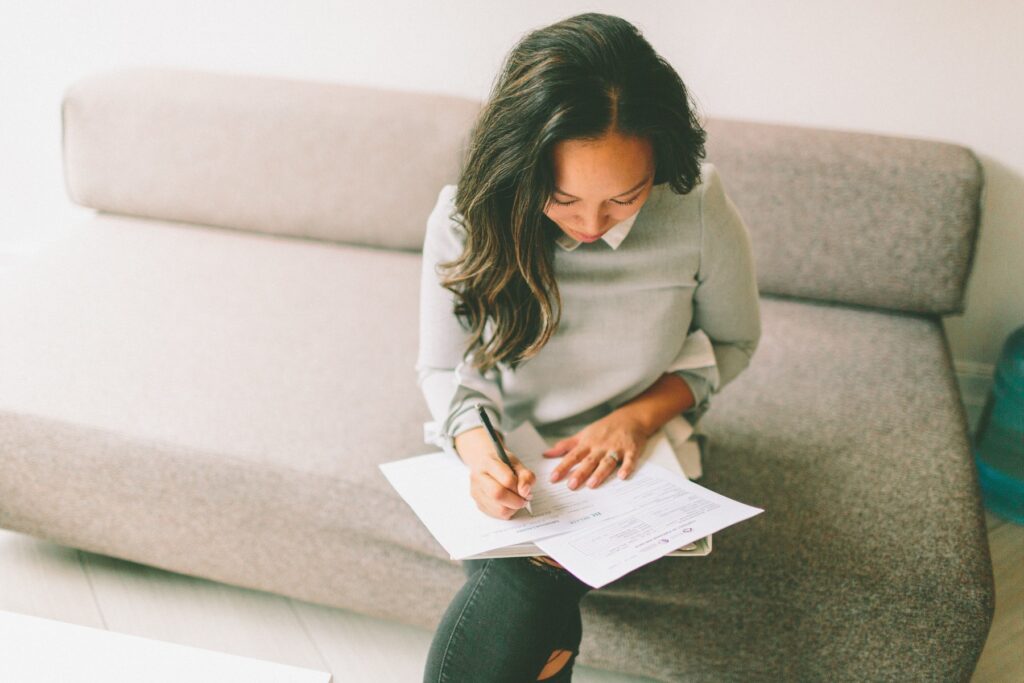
[462,557,489,579]
[424,556,593,683]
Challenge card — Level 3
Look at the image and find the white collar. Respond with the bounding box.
[554,210,640,252]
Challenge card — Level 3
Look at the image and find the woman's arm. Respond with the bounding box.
[614,372,697,438]
[618,165,761,435]
[417,185,506,460]
[685,165,762,395]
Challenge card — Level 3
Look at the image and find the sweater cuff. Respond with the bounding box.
[446,401,502,442]
[671,369,714,426]
[423,402,501,461]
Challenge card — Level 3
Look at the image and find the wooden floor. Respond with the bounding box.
[975,511,1024,681]
[0,527,651,682]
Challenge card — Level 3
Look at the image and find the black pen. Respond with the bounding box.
[475,403,532,515]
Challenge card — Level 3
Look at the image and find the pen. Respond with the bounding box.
[475,402,532,515]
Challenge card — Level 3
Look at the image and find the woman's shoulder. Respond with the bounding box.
[695,162,729,214]
[436,183,458,205]
[641,162,718,228]
[426,184,467,240]
[430,183,460,220]
[654,162,736,225]
[655,162,723,201]
[422,183,473,263]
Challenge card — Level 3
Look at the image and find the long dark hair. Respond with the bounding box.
[439,12,706,374]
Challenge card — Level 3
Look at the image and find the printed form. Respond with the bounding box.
[380,419,665,559]
[534,465,763,587]
[379,419,763,586]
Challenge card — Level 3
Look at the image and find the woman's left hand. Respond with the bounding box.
[543,411,648,489]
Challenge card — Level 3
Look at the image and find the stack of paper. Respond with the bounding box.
[459,426,708,559]
[379,417,763,588]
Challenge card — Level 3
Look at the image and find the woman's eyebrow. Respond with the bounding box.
[554,175,650,200]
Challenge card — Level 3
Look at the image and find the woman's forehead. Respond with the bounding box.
[550,135,654,196]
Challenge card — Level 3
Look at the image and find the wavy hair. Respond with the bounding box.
[439,12,706,374]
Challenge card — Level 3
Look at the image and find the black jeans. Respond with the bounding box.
[423,556,595,682]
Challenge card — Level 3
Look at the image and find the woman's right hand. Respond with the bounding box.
[454,427,535,520]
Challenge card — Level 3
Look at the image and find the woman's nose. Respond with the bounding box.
[577,213,608,234]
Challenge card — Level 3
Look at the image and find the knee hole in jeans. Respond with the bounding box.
[537,649,573,680]
[529,556,564,570]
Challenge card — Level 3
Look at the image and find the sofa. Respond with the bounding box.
[0,66,994,682]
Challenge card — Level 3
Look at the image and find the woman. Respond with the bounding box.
[417,12,761,682]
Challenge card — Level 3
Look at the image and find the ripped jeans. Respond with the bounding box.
[423,556,595,682]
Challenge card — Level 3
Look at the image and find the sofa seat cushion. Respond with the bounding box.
[0,212,992,681]
[1,212,433,487]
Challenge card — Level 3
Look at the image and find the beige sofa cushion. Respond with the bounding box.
[61,67,982,315]
[0,210,991,680]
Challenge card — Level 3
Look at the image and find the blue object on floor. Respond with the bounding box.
[973,324,1024,524]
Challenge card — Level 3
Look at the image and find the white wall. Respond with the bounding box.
[3,0,1021,368]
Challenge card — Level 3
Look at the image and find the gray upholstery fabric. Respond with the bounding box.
[61,67,983,315]
[0,67,993,681]
[0,211,993,681]
[705,118,983,316]
[61,66,483,252]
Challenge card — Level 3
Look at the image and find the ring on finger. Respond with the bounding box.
[604,450,622,467]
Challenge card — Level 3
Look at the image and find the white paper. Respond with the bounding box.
[380,420,688,559]
[459,420,710,559]
[535,463,763,588]
[379,448,561,559]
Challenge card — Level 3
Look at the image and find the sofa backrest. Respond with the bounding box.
[62,66,982,316]
[704,118,982,316]
[62,66,482,253]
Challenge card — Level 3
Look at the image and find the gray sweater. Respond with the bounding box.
[415,162,761,456]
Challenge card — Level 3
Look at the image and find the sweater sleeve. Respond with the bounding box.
[666,328,720,426]
[669,165,761,425]
[415,185,505,457]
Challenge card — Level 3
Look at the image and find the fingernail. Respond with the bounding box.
[550,472,559,482]
[569,478,577,489]
[588,478,597,488]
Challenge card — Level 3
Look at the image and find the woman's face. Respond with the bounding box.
[543,131,655,243]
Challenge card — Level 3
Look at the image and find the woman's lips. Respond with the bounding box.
[570,228,603,242]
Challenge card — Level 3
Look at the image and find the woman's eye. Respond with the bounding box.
[550,195,639,207]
